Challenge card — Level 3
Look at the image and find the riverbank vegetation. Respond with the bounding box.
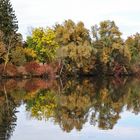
[0,0,140,78]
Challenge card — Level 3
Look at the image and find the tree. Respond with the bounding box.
[124,33,140,74]
[0,0,18,44]
[0,0,19,71]
[26,28,60,63]
[57,44,95,75]
[10,47,27,66]
[0,84,17,139]
[55,19,91,46]
[125,33,140,64]
[0,31,6,63]
[55,20,94,75]
[92,20,130,74]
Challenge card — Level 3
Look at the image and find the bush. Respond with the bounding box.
[0,63,17,76]
[24,61,40,75]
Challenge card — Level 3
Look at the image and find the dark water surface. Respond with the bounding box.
[0,77,140,140]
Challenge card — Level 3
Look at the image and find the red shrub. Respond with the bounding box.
[35,64,46,75]
[34,62,58,78]
[6,64,18,76]
[0,64,18,76]
[0,64,18,77]
[24,61,40,75]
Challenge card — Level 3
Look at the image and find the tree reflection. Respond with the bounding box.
[0,77,140,136]
[0,85,17,140]
[24,77,140,132]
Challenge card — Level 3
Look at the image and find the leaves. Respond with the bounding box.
[55,20,91,46]
[125,33,140,63]
[58,44,95,73]
[10,47,26,66]
[92,20,130,74]
[26,28,60,63]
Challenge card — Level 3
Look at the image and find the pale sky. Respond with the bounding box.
[11,0,140,39]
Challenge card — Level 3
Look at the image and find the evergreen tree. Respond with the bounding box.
[0,0,18,43]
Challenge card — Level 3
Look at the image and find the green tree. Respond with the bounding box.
[0,0,18,44]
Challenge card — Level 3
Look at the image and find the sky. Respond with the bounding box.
[11,0,140,39]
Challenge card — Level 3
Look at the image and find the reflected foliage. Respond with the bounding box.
[0,78,140,136]
[25,78,140,131]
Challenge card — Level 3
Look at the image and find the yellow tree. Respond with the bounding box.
[26,28,60,63]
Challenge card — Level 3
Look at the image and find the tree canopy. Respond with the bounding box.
[0,0,18,43]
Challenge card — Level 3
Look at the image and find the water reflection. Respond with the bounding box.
[0,77,140,139]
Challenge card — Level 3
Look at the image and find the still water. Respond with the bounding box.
[0,77,140,140]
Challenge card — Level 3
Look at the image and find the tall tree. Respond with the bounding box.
[92,20,130,74]
[0,0,18,43]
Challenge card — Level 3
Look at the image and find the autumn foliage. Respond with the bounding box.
[0,62,59,78]
[0,19,140,77]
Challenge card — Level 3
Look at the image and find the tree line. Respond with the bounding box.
[0,0,140,77]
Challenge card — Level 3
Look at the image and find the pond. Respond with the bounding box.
[0,77,140,140]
